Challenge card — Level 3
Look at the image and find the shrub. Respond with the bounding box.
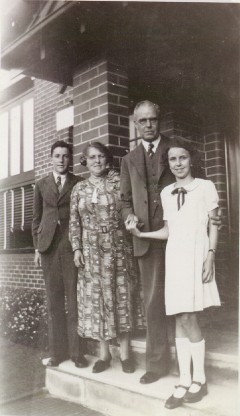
[0,287,48,350]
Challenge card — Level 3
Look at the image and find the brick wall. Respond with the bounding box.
[34,79,73,179]
[0,79,74,290]
[204,129,229,294]
[0,253,44,289]
[73,59,129,175]
[0,71,231,295]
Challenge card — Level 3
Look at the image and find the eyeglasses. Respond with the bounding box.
[137,118,158,126]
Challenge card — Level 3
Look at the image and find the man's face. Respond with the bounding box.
[134,104,160,142]
[51,146,71,175]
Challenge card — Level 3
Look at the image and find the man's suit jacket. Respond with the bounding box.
[120,135,175,257]
[32,172,82,253]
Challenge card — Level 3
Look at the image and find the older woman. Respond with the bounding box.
[69,142,144,374]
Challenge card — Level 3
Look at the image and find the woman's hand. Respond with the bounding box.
[125,218,142,238]
[74,249,85,268]
[202,253,214,283]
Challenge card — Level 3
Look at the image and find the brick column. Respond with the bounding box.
[34,79,73,180]
[204,127,229,295]
[72,59,129,175]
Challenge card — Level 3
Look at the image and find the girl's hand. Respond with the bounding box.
[74,249,85,268]
[125,218,142,238]
[202,254,214,283]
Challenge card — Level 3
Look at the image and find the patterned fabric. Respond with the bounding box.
[69,171,145,341]
[56,176,62,193]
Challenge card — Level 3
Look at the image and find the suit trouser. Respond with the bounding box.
[137,244,169,374]
[41,227,82,360]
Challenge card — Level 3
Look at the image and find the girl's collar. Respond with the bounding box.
[172,178,201,192]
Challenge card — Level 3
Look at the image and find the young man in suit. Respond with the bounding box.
[32,140,87,368]
[120,101,174,384]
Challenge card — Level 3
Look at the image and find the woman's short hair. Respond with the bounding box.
[79,142,113,167]
[163,137,205,178]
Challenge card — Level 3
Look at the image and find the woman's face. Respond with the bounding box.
[86,147,107,177]
[168,147,192,180]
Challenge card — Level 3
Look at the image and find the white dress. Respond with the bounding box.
[161,178,221,316]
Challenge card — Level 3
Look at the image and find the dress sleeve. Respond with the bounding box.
[69,184,83,251]
[160,188,169,221]
[204,180,219,212]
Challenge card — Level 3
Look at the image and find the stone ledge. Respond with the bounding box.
[45,356,238,416]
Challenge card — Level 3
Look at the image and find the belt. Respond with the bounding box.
[85,224,119,234]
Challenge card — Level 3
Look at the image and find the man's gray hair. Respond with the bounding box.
[133,100,161,121]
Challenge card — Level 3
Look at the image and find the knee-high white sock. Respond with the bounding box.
[175,338,192,387]
[190,339,206,385]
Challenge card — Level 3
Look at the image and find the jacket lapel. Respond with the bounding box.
[48,173,59,197]
[58,173,76,201]
[131,143,147,183]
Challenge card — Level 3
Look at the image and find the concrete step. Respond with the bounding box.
[86,336,238,373]
[45,355,238,416]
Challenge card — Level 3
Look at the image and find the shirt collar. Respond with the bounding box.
[52,171,68,182]
[141,136,161,153]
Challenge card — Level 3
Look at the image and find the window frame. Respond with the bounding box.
[0,89,34,189]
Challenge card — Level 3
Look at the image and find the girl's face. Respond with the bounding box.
[86,147,107,177]
[168,147,192,180]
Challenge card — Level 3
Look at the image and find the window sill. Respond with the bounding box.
[0,248,34,255]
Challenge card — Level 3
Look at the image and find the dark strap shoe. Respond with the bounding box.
[183,381,208,403]
[165,385,189,409]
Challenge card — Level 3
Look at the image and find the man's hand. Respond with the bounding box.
[34,251,41,268]
[74,249,85,268]
[210,207,223,230]
[125,218,142,238]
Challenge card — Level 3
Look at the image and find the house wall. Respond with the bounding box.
[0,61,230,297]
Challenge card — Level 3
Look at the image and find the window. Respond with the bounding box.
[0,90,34,250]
[0,94,34,183]
[0,184,34,250]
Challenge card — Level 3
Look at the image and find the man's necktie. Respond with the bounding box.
[171,187,187,210]
[147,143,154,157]
[56,176,62,193]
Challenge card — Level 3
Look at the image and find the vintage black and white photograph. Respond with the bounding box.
[0,1,239,416]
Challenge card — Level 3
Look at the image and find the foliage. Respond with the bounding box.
[0,287,48,349]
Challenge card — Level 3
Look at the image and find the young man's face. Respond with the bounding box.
[134,104,160,142]
[51,147,71,175]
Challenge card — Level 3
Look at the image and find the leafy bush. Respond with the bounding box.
[0,287,48,350]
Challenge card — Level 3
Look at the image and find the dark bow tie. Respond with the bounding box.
[171,187,187,210]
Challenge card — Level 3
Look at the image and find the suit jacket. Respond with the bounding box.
[32,172,82,253]
[120,135,175,257]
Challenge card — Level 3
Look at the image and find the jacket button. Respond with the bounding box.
[144,201,147,204]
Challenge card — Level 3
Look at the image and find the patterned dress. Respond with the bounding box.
[69,171,145,341]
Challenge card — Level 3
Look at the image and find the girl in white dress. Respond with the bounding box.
[126,138,221,409]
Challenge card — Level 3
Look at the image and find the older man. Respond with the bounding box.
[120,101,174,384]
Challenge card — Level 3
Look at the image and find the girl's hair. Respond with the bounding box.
[163,138,205,179]
[79,142,113,167]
